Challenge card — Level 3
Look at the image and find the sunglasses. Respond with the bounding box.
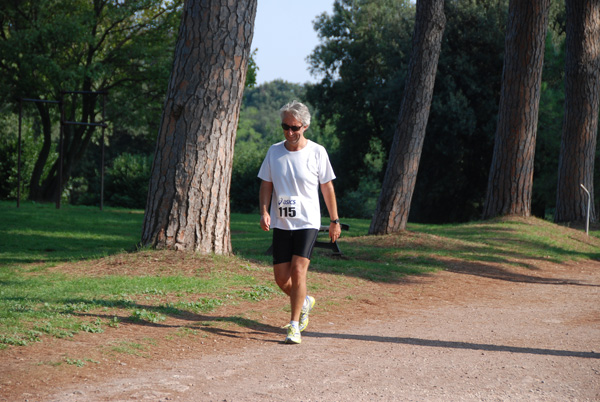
[281,123,303,132]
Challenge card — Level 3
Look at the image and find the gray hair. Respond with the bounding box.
[279,100,311,127]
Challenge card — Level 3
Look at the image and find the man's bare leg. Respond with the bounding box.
[274,255,310,322]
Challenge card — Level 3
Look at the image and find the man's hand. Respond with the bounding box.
[329,221,341,242]
[260,213,271,231]
[259,180,273,232]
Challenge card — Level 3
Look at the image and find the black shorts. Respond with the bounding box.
[272,228,319,265]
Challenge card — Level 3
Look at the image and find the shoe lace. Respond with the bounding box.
[282,323,299,336]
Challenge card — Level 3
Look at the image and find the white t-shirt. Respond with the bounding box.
[258,140,336,230]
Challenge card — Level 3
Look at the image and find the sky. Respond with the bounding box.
[251,0,336,85]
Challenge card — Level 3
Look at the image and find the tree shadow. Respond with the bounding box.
[302,217,600,284]
[304,332,600,359]
[443,259,600,287]
[306,232,600,286]
[71,299,283,332]
[1,296,284,345]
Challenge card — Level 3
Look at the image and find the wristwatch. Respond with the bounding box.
[330,219,340,224]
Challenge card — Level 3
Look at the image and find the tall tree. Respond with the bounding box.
[482,0,551,219]
[141,0,257,254]
[307,0,509,223]
[554,0,600,223]
[369,0,446,234]
[0,0,182,203]
[414,0,507,223]
[307,0,416,198]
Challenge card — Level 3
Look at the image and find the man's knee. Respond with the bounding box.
[290,259,309,281]
[273,263,291,289]
[274,273,289,289]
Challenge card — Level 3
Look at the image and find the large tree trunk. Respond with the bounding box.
[141,0,256,254]
[555,0,600,224]
[369,0,446,235]
[482,0,550,219]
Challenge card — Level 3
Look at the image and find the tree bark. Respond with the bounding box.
[555,0,600,224]
[141,0,257,254]
[482,0,550,219]
[369,0,446,235]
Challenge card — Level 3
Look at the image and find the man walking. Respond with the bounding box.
[258,100,341,344]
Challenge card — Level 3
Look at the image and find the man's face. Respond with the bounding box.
[281,113,307,146]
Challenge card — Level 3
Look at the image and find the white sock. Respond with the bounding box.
[290,320,299,328]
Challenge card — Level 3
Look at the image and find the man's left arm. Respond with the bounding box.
[320,180,342,242]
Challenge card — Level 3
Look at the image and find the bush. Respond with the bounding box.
[0,113,53,201]
[105,153,152,209]
[337,177,380,219]
[230,144,263,213]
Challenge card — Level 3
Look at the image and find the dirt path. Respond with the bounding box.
[2,259,599,401]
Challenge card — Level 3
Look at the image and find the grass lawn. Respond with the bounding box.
[0,201,143,265]
[1,200,599,349]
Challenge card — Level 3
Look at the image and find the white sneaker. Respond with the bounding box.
[299,296,315,332]
[284,324,301,344]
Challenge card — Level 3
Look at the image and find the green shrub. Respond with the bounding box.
[231,144,263,213]
[105,153,152,209]
[0,113,55,200]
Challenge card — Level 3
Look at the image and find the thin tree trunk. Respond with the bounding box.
[482,0,550,219]
[369,0,446,235]
[141,0,257,254]
[29,102,56,202]
[555,0,600,223]
[28,89,100,203]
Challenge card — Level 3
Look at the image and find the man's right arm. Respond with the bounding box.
[259,180,273,231]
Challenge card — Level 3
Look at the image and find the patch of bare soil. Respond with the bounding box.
[1,255,599,401]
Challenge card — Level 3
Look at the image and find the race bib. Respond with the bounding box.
[277,196,299,219]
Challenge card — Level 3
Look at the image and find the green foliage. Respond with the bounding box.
[338,176,381,219]
[245,49,259,89]
[307,0,416,201]
[79,318,105,334]
[231,142,264,213]
[0,115,20,199]
[104,153,152,209]
[0,0,589,224]
[0,111,60,200]
[411,0,508,223]
[0,0,183,202]
[0,0,182,131]
[240,285,276,301]
[534,31,566,219]
[0,2,268,209]
[305,0,581,223]
[341,136,387,218]
[130,309,166,324]
[232,0,578,223]
[307,0,513,222]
